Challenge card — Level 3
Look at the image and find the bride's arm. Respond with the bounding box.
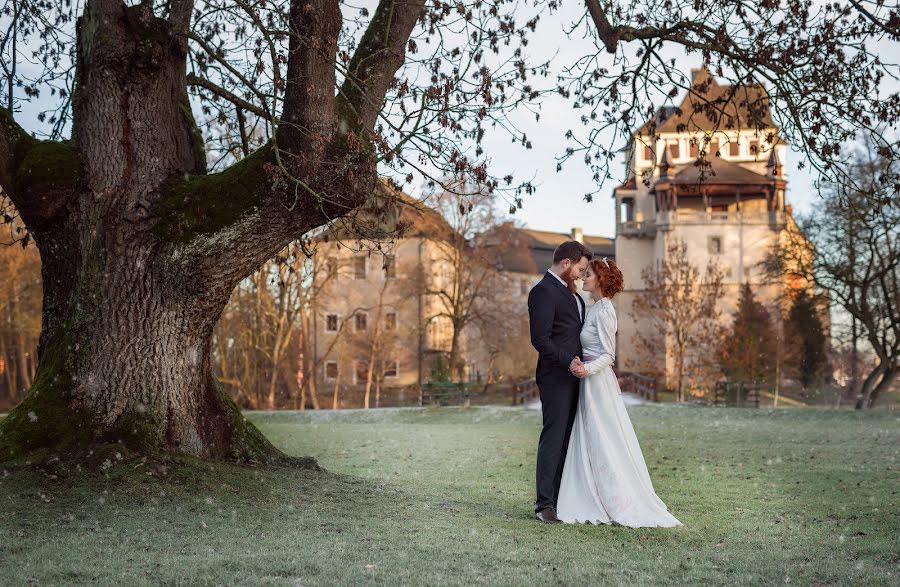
[582,303,616,375]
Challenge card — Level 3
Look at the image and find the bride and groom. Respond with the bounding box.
[528,241,682,528]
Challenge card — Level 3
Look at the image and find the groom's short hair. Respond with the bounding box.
[553,240,593,264]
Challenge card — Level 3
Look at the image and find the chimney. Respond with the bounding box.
[571,227,584,243]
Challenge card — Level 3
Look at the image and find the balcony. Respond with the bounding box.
[617,210,786,236]
[618,220,657,236]
[656,210,786,229]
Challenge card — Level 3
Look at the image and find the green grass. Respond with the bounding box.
[1,405,897,585]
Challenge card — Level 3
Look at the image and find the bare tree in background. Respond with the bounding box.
[774,149,898,409]
[632,239,725,402]
[421,179,502,381]
[212,241,326,409]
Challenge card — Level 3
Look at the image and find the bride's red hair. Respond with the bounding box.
[591,257,624,298]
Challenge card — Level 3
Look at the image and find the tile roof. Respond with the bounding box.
[662,156,774,186]
[637,68,775,136]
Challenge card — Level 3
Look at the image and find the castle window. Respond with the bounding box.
[689,142,699,158]
[750,140,759,157]
[325,314,339,332]
[355,312,368,331]
[385,312,397,331]
[643,143,653,161]
[354,256,367,279]
[325,256,338,280]
[383,255,396,278]
[708,236,723,255]
[729,141,740,157]
[384,360,399,378]
[620,197,635,223]
[668,142,680,159]
[325,361,338,381]
[709,140,720,157]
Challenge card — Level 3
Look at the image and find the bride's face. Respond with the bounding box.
[582,266,600,295]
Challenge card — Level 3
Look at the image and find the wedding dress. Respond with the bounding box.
[556,297,682,528]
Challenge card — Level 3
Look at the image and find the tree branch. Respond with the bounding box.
[0,107,77,231]
[278,0,342,149]
[187,74,272,122]
[337,0,426,132]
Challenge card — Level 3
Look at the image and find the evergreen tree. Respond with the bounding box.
[720,284,779,383]
[786,291,829,389]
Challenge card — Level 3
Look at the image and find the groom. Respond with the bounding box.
[528,240,592,523]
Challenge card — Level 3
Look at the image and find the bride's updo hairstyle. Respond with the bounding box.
[591,257,624,298]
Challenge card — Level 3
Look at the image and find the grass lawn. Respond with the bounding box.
[1,405,897,585]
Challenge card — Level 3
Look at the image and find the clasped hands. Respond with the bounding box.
[569,357,588,379]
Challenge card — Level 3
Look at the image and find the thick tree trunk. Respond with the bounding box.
[859,365,896,409]
[0,2,279,461]
[866,367,896,408]
[0,266,279,459]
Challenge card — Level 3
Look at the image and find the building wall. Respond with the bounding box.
[313,238,427,396]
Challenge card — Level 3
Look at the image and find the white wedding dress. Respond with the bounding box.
[556,297,682,528]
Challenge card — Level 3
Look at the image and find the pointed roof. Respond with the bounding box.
[637,68,775,136]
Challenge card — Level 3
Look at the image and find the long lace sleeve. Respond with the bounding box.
[583,301,616,375]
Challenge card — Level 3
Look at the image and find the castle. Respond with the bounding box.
[311,68,805,400]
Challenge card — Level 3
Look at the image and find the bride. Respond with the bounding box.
[556,257,682,528]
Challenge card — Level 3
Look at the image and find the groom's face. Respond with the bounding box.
[562,256,590,286]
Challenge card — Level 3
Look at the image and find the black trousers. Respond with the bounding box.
[534,377,579,512]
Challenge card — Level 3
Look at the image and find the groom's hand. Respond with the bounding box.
[569,357,587,379]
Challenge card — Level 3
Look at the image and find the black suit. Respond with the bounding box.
[528,271,585,512]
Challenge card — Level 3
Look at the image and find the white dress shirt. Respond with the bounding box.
[547,268,584,321]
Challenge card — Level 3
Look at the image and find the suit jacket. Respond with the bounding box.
[528,271,585,388]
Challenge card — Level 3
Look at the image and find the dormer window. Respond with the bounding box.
[668,142,680,159]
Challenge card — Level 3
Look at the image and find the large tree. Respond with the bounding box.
[0,0,897,460]
[0,0,540,460]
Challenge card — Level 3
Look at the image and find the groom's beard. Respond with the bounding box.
[561,266,579,292]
